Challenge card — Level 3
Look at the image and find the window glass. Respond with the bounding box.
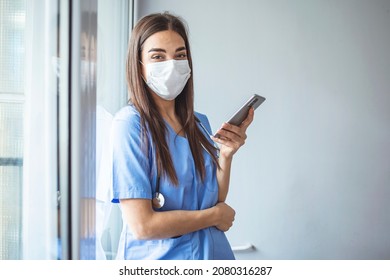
[0,0,26,260]
[1,0,60,259]
[0,0,131,260]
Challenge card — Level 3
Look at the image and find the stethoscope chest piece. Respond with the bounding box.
[152,192,165,209]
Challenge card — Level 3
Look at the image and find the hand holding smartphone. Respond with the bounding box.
[214,94,265,138]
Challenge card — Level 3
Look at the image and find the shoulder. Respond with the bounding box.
[194,111,209,124]
[113,104,141,125]
[111,104,144,139]
[195,111,213,133]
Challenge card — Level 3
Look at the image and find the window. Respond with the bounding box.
[0,0,26,260]
[0,0,130,260]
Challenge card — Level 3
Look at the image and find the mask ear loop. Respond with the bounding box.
[138,60,147,83]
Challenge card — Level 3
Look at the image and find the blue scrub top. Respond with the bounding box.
[111,105,235,260]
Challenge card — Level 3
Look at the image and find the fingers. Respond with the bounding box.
[240,107,255,129]
[214,202,236,232]
[212,108,254,157]
[215,126,245,142]
[212,134,242,151]
[214,107,254,140]
[221,122,247,139]
[213,123,247,147]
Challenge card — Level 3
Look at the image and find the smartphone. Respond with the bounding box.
[214,94,266,138]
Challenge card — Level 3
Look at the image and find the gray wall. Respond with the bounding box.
[136,0,390,259]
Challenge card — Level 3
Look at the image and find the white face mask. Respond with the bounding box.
[143,59,191,100]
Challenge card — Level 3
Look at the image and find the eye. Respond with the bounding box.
[176,53,187,59]
[151,54,165,60]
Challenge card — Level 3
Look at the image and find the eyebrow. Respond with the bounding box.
[148,46,187,53]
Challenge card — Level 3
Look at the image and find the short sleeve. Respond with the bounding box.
[111,108,152,203]
[195,112,213,135]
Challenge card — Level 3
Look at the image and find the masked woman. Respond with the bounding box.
[111,12,254,260]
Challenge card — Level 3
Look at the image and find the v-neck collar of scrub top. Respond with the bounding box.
[163,119,187,140]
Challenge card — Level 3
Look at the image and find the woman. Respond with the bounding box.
[111,12,254,260]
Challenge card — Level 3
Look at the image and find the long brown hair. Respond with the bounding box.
[126,12,219,185]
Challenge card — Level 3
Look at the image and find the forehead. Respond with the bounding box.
[142,30,185,51]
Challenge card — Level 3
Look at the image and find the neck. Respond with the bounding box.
[152,94,177,121]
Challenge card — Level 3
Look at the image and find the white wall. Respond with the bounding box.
[136,0,390,259]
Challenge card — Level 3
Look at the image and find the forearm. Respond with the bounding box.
[120,199,220,240]
[216,154,233,202]
[213,108,254,201]
[142,208,217,239]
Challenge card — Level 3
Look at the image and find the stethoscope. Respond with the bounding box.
[152,176,165,209]
[152,117,219,209]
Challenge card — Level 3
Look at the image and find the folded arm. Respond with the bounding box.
[120,199,235,240]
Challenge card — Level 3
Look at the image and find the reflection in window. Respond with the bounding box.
[95,0,129,260]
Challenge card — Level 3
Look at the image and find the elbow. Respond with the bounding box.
[120,200,158,240]
[130,223,154,240]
